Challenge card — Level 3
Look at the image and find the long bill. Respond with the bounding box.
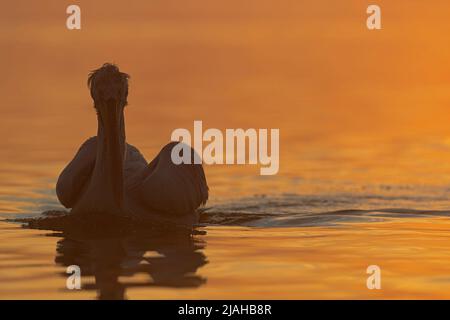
[95,99,125,212]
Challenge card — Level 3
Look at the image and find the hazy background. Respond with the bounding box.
[2,0,450,213]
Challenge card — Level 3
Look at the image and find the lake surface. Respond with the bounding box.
[3,192,450,299]
[2,0,450,299]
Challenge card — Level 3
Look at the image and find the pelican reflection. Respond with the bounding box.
[51,228,207,299]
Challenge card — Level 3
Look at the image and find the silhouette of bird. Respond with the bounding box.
[56,63,208,227]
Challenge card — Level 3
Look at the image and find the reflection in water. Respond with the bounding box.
[48,227,207,300]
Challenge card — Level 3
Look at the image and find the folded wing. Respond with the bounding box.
[136,142,208,216]
[56,137,97,208]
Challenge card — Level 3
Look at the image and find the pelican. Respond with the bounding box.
[56,63,208,227]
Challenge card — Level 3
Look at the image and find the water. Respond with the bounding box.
[3,191,450,299]
[3,0,450,299]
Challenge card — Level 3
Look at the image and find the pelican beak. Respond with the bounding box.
[100,98,124,210]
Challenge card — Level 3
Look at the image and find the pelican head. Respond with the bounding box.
[88,63,129,112]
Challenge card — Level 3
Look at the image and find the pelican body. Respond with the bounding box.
[56,64,208,227]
